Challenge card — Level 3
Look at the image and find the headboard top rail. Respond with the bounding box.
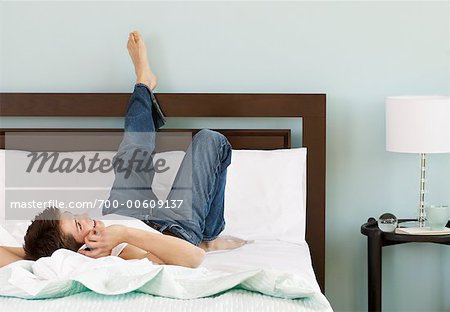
[0,92,325,117]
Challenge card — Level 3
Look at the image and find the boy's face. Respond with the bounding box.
[59,212,104,244]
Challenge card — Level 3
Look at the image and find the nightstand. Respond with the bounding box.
[360,217,450,312]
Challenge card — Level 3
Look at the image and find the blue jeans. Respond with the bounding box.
[102,83,232,246]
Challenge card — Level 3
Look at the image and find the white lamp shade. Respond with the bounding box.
[386,96,450,153]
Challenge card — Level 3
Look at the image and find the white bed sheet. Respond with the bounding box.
[0,240,332,311]
[202,240,320,292]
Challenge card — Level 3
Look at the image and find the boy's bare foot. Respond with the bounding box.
[199,236,249,252]
[127,31,157,90]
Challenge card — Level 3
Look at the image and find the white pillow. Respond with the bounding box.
[0,225,22,246]
[0,149,185,228]
[150,151,185,201]
[222,148,307,245]
[0,148,307,245]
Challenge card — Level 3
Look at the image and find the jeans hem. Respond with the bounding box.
[201,220,226,242]
[134,83,167,129]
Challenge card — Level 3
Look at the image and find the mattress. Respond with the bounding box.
[0,240,332,311]
[0,289,331,312]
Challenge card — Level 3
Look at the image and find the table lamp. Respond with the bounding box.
[386,95,450,227]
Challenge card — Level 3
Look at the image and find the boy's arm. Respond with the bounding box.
[0,246,24,267]
[124,227,205,268]
[118,244,165,264]
[81,225,205,268]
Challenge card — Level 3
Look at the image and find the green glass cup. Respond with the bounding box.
[426,205,449,230]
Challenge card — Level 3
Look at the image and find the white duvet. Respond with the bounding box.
[0,240,330,309]
[1,250,310,299]
[0,240,332,311]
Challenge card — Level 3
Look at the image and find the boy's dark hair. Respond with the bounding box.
[23,207,80,261]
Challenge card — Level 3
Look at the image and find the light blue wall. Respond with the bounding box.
[1,1,449,311]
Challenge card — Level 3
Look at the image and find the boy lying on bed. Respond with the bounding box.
[0,31,246,269]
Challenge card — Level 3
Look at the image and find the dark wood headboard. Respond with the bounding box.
[0,92,326,291]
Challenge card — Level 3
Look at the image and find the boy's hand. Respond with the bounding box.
[79,225,127,258]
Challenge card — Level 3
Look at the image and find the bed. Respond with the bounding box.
[0,91,329,311]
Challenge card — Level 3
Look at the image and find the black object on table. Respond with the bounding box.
[360,217,450,312]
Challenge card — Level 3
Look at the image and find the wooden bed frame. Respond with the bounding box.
[0,91,326,291]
